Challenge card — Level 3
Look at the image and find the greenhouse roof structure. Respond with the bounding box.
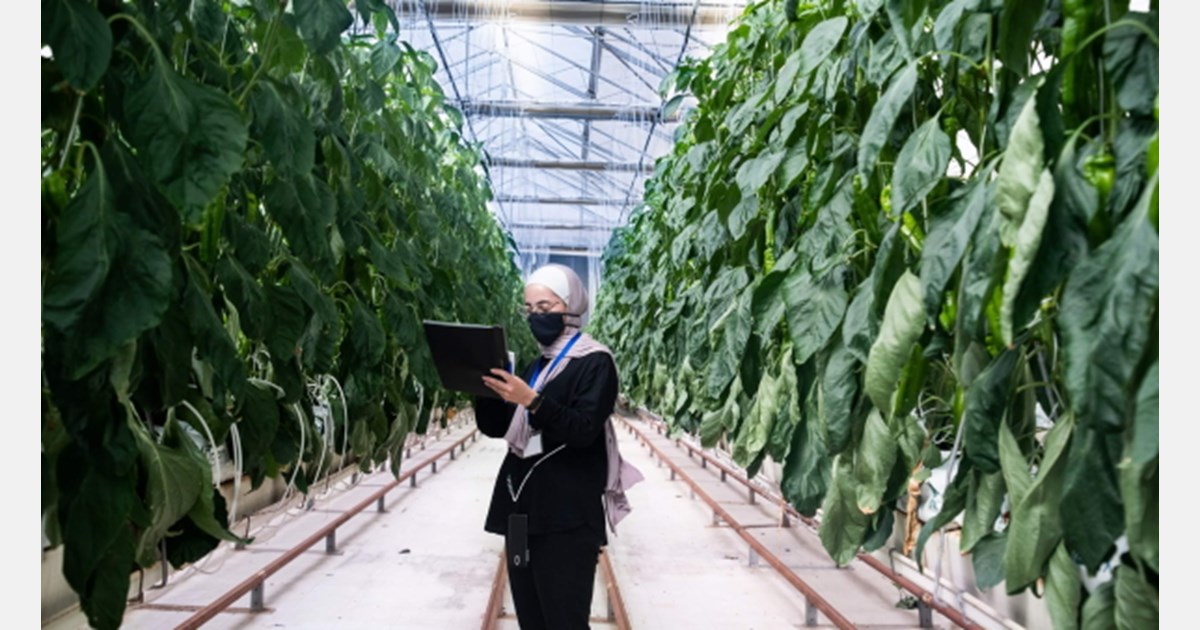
[384,0,746,275]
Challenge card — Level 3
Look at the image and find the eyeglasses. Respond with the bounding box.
[523,299,564,315]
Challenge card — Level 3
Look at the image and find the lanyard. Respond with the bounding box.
[527,331,581,393]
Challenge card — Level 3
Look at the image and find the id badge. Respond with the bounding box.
[523,432,544,458]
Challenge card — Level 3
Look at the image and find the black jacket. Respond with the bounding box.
[474,351,619,546]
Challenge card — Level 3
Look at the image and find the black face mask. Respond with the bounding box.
[528,312,567,345]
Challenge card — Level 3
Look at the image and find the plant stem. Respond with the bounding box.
[108,13,170,68]
[56,95,85,173]
[237,11,283,106]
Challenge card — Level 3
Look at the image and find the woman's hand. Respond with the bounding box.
[482,369,538,407]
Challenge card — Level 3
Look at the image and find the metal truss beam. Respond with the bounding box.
[507,222,617,232]
[389,1,745,26]
[461,100,677,122]
[596,38,667,95]
[623,0,702,218]
[505,54,592,100]
[506,28,649,102]
[514,246,604,257]
[495,196,636,206]
[605,28,675,73]
[487,157,655,172]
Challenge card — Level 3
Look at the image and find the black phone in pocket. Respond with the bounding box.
[507,514,530,569]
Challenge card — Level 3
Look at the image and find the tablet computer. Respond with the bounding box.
[422,320,510,398]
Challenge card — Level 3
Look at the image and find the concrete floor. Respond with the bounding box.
[43,415,987,629]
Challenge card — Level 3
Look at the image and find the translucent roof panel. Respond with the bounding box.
[388,0,745,266]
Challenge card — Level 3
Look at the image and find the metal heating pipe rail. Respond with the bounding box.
[174,426,480,629]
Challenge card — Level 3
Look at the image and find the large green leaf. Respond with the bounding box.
[871,222,907,317]
[1013,141,1093,328]
[919,173,989,318]
[369,38,403,80]
[1131,359,1159,468]
[857,0,884,20]
[250,80,316,176]
[288,263,338,326]
[1059,195,1158,432]
[957,208,1005,342]
[997,412,1032,504]
[1060,426,1125,572]
[858,63,917,176]
[349,296,386,368]
[779,144,809,189]
[782,383,831,517]
[999,168,1054,345]
[997,0,1046,77]
[1081,580,1117,630]
[885,0,927,57]
[43,158,173,379]
[1121,362,1159,572]
[1046,542,1083,630]
[890,116,951,214]
[971,532,1007,591]
[216,255,269,341]
[1120,448,1158,575]
[751,268,788,337]
[705,287,753,398]
[932,0,971,54]
[735,150,785,193]
[264,176,336,273]
[1103,12,1159,116]
[852,409,897,515]
[819,335,858,455]
[129,417,205,566]
[766,347,800,461]
[367,235,417,287]
[294,0,354,55]
[1115,565,1158,630]
[1002,416,1072,594]
[226,213,275,276]
[963,349,1017,473]
[798,182,854,273]
[37,172,97,321]
[733,369,778,467]
[866,31,903,86]
[60,463,136,630]
[865,270,924,416]
[42,0,112,92]
[783,267,848,365]
[698,409,725,448]
[962,469,1005,553]
[145,300,194,408]
[237,382,281,479]
[774,16,848,101]
[264,283,308,363]
[125,60,248,225]
[842,277,877,362]
[995,96,1045,247]
[818,457,871,565]
[183,265,246,397]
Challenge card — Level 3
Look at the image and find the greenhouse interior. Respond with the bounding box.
[40,0,1160,628]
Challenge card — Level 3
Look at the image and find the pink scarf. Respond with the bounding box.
[505,265,644,534]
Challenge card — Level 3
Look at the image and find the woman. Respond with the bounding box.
[476,263,643,630]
